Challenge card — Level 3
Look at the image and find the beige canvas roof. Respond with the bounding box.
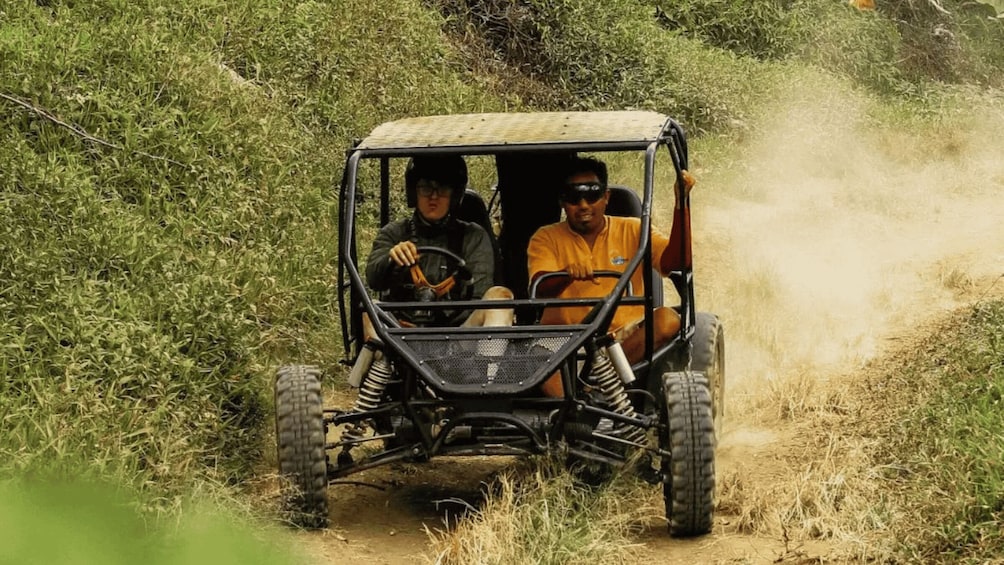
[355,111,672,151]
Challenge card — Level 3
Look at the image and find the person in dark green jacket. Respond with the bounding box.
[343,156,515,449]
[364,155,513,328]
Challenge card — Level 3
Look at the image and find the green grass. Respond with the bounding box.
[865,300,1004,561]
[0,0,504,512]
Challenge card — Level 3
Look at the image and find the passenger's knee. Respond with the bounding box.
[653,307,681,342]
[482,286,514,300]
[468,286,515,328]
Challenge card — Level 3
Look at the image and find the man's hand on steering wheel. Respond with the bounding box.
[389,241,420,267]
[566,262,601,284]
[529,268,620,299]
[407,245,471,300]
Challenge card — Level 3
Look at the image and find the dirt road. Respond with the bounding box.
[296,91,1004,564]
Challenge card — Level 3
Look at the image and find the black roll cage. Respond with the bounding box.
[335,117,695,382]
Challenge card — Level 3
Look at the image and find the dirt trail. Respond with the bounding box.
[297,90,1004,564]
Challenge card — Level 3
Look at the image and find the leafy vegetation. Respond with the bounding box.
[432,0,777,133]
[0,480,302,565]
[651,0,1004,91]
[434,0,1004,130]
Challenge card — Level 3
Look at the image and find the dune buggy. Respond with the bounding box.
[274,111,725,536]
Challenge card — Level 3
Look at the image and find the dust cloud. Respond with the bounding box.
[685,80,1004,421]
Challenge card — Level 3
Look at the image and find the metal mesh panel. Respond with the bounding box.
[356,111,669,150]
[402,335,572,392]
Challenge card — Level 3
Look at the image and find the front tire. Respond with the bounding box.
[692,312,725,439]
[660,371,715,537]
[275,365,329,529]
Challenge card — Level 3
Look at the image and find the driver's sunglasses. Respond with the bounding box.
[417,182,454,198]
[560,182,606,204]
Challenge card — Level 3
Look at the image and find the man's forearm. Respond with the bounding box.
[529,272,572,298]
[662,205,691,271]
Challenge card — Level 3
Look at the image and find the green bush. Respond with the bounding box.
[0,481,303,565]
[432,0,775,134]
[875,0,1003,87]
[790,1,907,93]
[647,0,1003,92]
[649,0,907,92]
[651,0,800,59]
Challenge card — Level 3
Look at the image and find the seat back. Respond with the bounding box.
[605,185,664,307]
[495,153,571,300]
[605,184,643,217]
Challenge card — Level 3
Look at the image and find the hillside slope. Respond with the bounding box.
[2,0,1002,517]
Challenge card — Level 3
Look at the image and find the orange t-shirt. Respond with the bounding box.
[527,216,671,331]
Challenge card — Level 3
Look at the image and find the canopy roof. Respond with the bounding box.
[355,111,674,153]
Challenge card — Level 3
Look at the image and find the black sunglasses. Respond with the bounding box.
[560,182,606,204]
[416,181,454,198]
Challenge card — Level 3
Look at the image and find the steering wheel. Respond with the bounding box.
[529,270,637,325]
[528,270,625,299]
[409,246,472,302]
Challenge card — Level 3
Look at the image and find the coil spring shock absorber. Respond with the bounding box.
[340,353,391,450]
[590,350,647,444]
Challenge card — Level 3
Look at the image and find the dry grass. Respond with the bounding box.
[712,300,1004,562]
[424,457,657,565]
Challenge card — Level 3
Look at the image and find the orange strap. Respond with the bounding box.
[409,265,455,298]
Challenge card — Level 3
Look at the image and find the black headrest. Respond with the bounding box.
[605,185,642,218]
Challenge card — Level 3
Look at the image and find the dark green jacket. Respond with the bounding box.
[365,213,494,325]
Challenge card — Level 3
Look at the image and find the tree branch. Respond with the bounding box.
[1,92,188,169]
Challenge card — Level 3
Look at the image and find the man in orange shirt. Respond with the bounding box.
[527,156,694,396]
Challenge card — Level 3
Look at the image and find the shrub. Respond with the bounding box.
[431,0,775,134]
[651,0,800,60]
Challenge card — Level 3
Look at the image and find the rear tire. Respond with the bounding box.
[692,312,725,439]
[274,365,329,529]
[660,371,715,537]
